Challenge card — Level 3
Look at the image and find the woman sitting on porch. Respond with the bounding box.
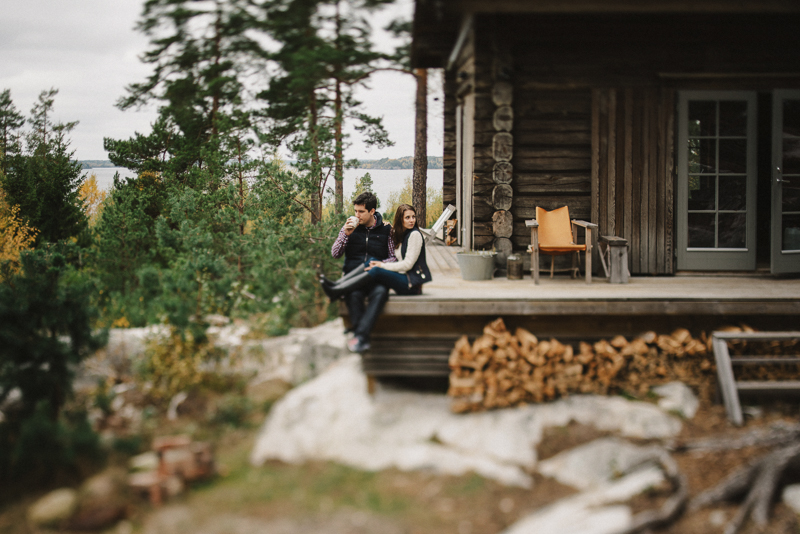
[365,203,432,295]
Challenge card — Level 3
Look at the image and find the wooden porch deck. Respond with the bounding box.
[355,239,800,377]
[388,241,800,319]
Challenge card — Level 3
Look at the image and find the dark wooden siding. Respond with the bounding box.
[592,88,675,275]
[508,90,592,251]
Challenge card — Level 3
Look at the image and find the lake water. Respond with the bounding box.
[85,167,443,207]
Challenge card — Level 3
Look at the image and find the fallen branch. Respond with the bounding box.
[674,422,800,452]
[690,440,800,534]
[617,451,689,534]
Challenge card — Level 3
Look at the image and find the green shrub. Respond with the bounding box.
[134,327,225,402]
[0,402,103,498]
[210,394,253,427]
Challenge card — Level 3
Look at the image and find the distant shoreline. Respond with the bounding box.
[80,156,444,171]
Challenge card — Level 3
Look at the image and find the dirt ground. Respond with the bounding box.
[2,394,800,534]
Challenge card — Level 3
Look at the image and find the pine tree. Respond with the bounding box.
[90,173,165,297]
[107,0,264,182]
[0,247,103,421]
[350,171,380,208]
[23,89,87,243]
[0,89,87,244]
[0,89,25,177]
[259,0,393,220]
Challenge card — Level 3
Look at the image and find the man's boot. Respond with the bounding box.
[321,270,373,301]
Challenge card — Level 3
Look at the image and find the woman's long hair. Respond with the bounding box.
[392,204,417,246]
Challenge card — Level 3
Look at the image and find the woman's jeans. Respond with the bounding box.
[368,266,419,296]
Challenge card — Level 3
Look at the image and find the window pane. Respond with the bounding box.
[718,213,746,248]
[783,179,800,212]
[784,100,800,138]
[783,139,800,175]
[719,101,747,136]
[688,138,716,173]
[719,176,746,211]
[688,213,715,247]
[688,101,716,137]
[688,175,716,210]
[782,214,800,251]
[718,139,746,173]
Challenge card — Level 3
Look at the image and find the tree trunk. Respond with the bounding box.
[334,78,344,215]
[333,3,344,215]
[236,137,244,275]
[309,89,322,225]
[210,7,222,137]
[413,68,428,227]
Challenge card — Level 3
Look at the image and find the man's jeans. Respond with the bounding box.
[345,282,389,342]
[344,258,389,342]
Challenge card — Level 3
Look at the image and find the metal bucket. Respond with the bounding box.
[456,252,496,281]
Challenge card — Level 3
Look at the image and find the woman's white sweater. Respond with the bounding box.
[380,231,423,274]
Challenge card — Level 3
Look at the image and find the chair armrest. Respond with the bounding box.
[525,219,539,228]
[570,220,597,229]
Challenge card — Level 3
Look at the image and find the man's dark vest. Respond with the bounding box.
[401,227,432,287]
[343,212,392,273]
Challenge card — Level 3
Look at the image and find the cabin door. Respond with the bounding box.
[455,93,475,249]
[677,92,758,271]
[771,90,800,274]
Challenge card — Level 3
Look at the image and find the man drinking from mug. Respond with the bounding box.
[322,192,395,353]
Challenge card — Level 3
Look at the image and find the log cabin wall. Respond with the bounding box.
[440,12,800,273]
[470,21,506,252]
[444,22,476,247]
[472,16,596,273]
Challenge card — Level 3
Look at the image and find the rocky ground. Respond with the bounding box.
[3,318,800,534]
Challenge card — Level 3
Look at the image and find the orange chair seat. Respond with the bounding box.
[540,244,585,253]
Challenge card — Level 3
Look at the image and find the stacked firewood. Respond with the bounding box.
[448,318,718,413]
[445,219,458,246]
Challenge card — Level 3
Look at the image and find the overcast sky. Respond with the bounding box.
[0,0,442,163]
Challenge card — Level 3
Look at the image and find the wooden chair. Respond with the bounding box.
[526,206,597,284]
[424,204,457,244]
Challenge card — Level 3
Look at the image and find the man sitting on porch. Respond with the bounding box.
[329,192,396,353]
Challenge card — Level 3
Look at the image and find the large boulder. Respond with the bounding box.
[537,437,665,490]
[783,483,800,514]
[69,468,130,530]
[652,381,699,419]
[27,488,78,528]
[75,326,169,391]
[77,319,350,400]
[251,355,682,488]
[501,467,665,534]
[222,319,350,385]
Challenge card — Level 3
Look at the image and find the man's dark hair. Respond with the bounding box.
[353,191,377,211]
